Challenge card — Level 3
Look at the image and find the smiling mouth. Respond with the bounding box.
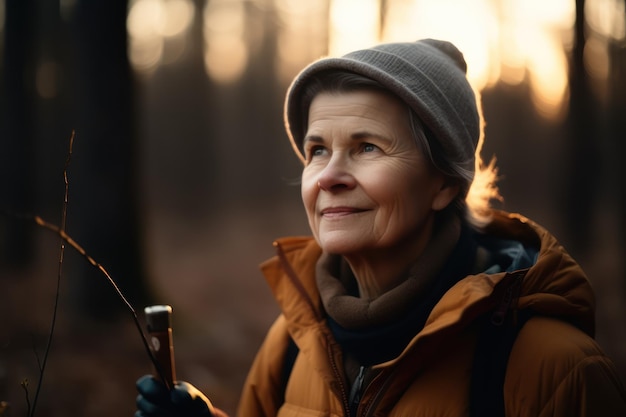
[320,207,366,217]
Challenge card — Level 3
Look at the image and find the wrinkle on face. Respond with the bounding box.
[300,90,455,296]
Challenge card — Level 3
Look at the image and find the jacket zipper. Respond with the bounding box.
[326,338,352,417]
[360,366,399,417]
[276,242,352,415]
[349,366,367,416]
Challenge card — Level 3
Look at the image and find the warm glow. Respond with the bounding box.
[498,27,528,86]
[504,0,575,27]
[125,0,590,121]
[526,32,569,121]
[586,0,626,41]
[328,0,380,57]
[389,0,499,91]
[127,0,195,74]
[274,0,577,121]
[160,0,194,37]
[204,34,248,84]
[128,0,166,41]
[584,35,610,81]
[275,0,328,84]
[496,0,574,119]
[127,0,165,73]
[584,33,611,101]
[129,36,164,73]
[203,0,249,84]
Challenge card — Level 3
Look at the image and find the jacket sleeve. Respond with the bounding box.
[572,355,626,417]
[505,316,626,417]
[236,315,291,417]
[535,353,626,417]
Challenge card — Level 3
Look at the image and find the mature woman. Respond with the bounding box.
[136,39,626,417]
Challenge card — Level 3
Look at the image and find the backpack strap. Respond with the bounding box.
[470,272,530,417]
[279,335,299,403]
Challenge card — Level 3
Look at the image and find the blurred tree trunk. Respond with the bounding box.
[67,0,150,321]
[1,0,37,268]
[562,0,600,255]
[607,5,626,275]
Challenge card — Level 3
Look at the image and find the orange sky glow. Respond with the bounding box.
[123,0,624,121]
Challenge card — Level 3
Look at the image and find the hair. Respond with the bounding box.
[299,70,502,229]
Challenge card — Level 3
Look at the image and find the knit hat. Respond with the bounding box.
[284,39,480,175]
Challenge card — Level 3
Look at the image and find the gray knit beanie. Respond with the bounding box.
[284,39,480,175]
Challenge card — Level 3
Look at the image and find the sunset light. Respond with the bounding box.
[127,0,195,73]
[202,0,248,84]
[124,0,625,121]
[321,0,576,120]
[586,0,626,40]
[328,0,381,57]
[275,1,328,83]
[2,4,626,414]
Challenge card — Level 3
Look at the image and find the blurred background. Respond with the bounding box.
[1,0,625,415]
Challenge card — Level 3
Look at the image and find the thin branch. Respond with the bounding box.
[29,130,74,417]
[1,132,172,410]
[20,379,31,417]
[0,218,169,394]
[30,214,169,387]
[30,334,43,372]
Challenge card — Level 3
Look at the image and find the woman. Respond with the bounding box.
[136,39,626,417]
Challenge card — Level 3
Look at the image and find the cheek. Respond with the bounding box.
[372,171,435,221]
[300,171,318,219]
[374,195,415,232]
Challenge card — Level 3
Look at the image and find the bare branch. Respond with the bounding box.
[29,130,75,417]
[20,379,31,417]
[30,214,168,389]
[1,131,169,413]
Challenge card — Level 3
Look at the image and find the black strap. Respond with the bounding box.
[279,336,299,403]
[469,309,531,417]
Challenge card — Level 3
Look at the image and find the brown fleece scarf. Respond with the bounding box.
[316,214,461,330]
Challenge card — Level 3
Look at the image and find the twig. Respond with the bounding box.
[0,131,170,415]
[28,130,74,417]
[20,379,31,416]
[29,214,169,387]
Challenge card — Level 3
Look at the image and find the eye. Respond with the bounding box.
[305,145,327,161]
[312,145,326,156]
[361,143,379,153]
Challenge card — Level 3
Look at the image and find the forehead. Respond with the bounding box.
[307,89,409,127]
[304,90,419,154]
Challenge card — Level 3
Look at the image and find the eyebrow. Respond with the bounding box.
[302,135,324,146]
[303,131,391,146]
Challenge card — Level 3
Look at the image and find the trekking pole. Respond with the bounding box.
[144,305,177,390]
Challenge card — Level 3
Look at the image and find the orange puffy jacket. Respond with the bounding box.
[236,212,626,417]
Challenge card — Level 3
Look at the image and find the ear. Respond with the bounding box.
[431,180,460,211]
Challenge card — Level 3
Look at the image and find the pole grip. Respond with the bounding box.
[145,305,177,389]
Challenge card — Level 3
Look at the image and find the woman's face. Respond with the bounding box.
[301,89,457,259]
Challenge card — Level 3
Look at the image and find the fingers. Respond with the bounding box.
[136,375,175,417]
[171,382,214,417]
[136,376,216,417]
[136,375,171,406]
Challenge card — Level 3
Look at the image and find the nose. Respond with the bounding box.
[316,154,356,192]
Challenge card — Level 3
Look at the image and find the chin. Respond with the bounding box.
[317,237,363,255]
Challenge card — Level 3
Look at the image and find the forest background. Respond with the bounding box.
[1,0,625,415]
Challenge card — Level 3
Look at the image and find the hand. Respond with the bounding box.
[135,375,218,417]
